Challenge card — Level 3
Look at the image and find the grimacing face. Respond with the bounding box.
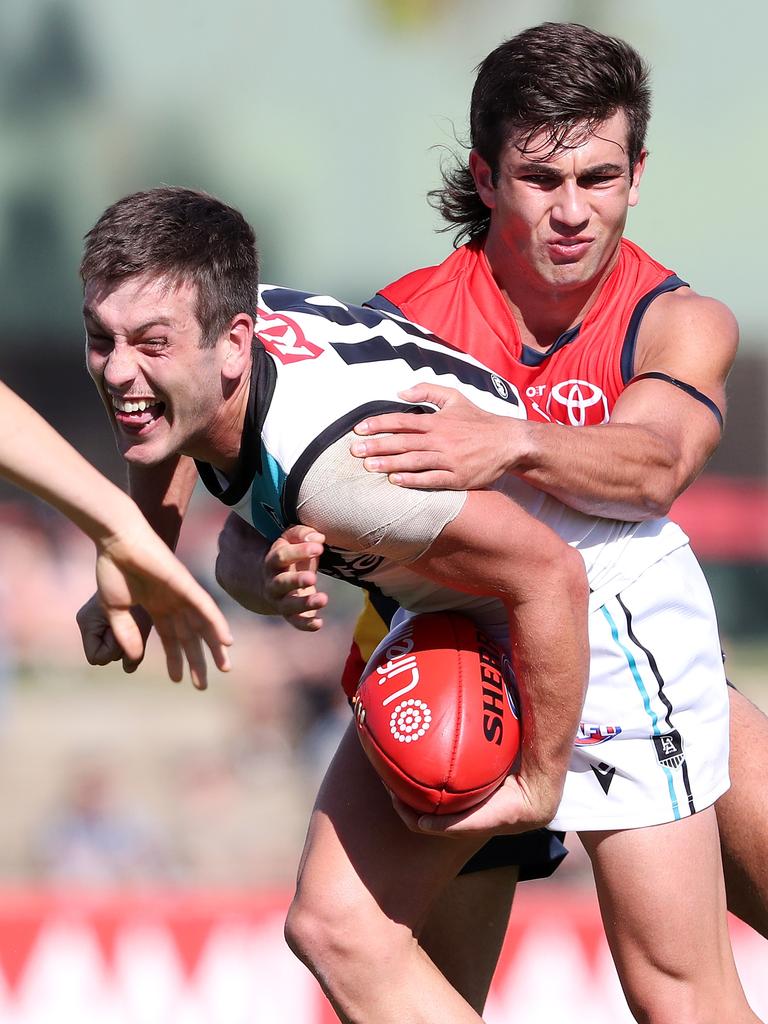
[83,274,235,468]
[472,110,646,296]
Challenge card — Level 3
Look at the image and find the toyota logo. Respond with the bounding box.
[546,379,609,426]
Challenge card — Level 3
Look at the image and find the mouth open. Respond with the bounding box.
[111,396,166,433]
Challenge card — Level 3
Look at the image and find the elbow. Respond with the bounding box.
[520,538,589,610]
[635,468,693,519]
[560,545,590,608]
[632,435,700,520]
[634,490,675,520]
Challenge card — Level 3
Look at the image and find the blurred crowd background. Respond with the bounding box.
[0,0,765,894]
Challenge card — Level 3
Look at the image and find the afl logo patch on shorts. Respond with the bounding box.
[575,723,622,745]
[547,379,609,427]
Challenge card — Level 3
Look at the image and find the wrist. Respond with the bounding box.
[85,488,141,548]
[515,761,567,822]
[506,420,546,475]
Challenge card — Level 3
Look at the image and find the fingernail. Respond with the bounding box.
[390,473,402,485]
[356,421,369,434]
[365,458,381,472]
[350,442,366,455]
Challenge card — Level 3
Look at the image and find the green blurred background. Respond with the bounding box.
[0,0,765,889]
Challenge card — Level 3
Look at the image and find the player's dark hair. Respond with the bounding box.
[80,187,260,347]
[431,22,651,244]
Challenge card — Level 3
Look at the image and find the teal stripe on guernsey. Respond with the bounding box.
[248,446,287,541]
[600,604,681,820]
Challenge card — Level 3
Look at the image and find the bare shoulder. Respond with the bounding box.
[637,287,739,371]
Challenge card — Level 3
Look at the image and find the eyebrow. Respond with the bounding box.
[517,161,626,177]
[82,307,176,334]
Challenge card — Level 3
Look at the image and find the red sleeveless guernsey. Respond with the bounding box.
[340,237,689,700]
[369,237,687,425]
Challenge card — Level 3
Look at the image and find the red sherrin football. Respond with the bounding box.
[354,612,520,814]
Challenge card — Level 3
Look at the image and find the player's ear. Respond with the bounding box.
[222,313,254,380]
[628,148,647,208]
[469,149,497,211]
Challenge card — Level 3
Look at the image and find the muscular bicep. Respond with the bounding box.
[296,432,466,562]
[613,291,739,484]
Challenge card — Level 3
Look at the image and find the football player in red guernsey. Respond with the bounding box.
[214,22,765,1024]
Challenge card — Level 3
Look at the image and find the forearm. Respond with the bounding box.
[354,376,721,520]
[127,456,198,549]
[0,383,143,543]
[214,520,276,614]
[509,419,690,521]
[502,552,588,794]
[410,491,590,818]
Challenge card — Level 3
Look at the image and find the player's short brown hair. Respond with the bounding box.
[80,187,260,347]
[432,22,651,244]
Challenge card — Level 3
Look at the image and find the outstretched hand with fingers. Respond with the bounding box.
[93,518,232,690]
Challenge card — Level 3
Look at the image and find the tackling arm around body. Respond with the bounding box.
[401,490,589,835]
[351,291,737,522]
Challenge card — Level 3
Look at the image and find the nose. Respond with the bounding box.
[102,341,138,391]
[550,180,589,231]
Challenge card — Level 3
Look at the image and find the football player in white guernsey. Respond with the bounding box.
[75,188,758,1024]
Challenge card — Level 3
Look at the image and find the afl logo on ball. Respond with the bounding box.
[547,380,609,427]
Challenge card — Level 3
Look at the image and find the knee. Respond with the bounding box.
[284,892,350,972]
[284,885,410,982]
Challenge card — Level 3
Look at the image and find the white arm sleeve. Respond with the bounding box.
[296,431,466,563]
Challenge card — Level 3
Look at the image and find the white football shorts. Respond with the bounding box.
[393,543,730,832]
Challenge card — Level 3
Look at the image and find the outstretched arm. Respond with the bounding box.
[0,382,231,688]
[351,292,737,521]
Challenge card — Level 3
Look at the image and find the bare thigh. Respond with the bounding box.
[718,686,768,938]
[581,808,759,1024]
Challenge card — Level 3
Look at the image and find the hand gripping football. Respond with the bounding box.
[354,611,520,814]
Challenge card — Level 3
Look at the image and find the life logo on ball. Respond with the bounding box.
[546,379,609,426]
[374,620,420,707]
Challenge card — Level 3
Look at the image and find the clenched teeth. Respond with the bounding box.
[112,397,158,413]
